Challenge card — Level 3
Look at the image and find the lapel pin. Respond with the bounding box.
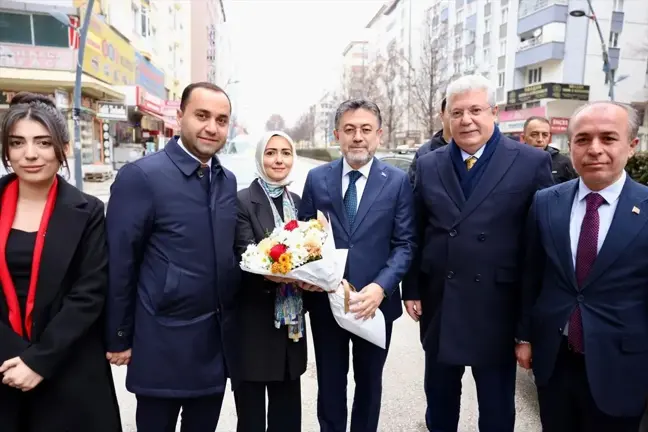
[632,206,640,215]
[381,171,387,177]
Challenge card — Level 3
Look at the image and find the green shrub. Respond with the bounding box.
[625,152,648,185]
[296,148,341,162]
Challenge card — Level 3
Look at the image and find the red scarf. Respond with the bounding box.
[0,177,58,340]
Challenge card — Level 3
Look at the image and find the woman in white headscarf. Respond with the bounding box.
[234,131,305,432]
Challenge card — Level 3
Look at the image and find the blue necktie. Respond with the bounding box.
[198,164,210,196]
[344,170,361,228]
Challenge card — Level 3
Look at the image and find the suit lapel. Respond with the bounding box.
[549,182,578,289]
[33,179,89,316]
[437,147,465,210]
[250,180,278,234]
[457,141,518,224]
[325,159,350,235]
[352,159,388,233]
[582,178,648,289]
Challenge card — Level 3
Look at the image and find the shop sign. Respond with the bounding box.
[551,117,570,134]
[0,44,75,71]
[498,106,546,123]
[97,101,128,121]
[83,15,136,85]
[507,83,590,104]
[55,90,70,110]
[498,120,526,134]
[137,87,164,116]
[162,100,180,129]
[135,52,166,100]
[0,90,55,105]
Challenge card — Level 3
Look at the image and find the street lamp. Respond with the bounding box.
[50,1,95,191]
[569,0,622,101]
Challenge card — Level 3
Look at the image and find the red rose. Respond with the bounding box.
[284,220,299,231]
[269,244,288,262]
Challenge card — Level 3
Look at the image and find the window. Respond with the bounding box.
[499,39,507,54]
[498,72,505,87]
[483,47,491,63]
[456,9,464,22]
[455,34,461,47]
[501,7,509,22]
[484,17,491,32]
[141,7,151,38]
[0,12,68,48]
[528,67,542,84]
[609,31,619,48]
[613,0,624,11]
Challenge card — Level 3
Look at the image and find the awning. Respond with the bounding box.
[0,68,125,101]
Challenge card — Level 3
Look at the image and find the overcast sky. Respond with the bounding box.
[226,0,383,135]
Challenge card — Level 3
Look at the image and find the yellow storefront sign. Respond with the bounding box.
[82,14,136,86]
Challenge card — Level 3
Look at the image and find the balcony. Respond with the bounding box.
[517,0,568,35]
[515,35,564,68]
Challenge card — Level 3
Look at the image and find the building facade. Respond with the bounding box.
[190,0,231,86]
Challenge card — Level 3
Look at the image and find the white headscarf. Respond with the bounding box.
[255,130,297,187]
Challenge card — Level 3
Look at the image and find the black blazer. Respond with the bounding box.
[0,175,121,432]
[235,179,307,382]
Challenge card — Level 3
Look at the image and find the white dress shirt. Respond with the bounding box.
[563,170,626,335]
[342,157,373,211]
[177,137,211,179]
[460,143,486,162]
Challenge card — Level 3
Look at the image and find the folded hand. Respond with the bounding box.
[106,349,132,366]
[295,281,326,292]
[404,300,423,322]
[265,275,294,284]
[0,357,43,392]
[349,283,384,320]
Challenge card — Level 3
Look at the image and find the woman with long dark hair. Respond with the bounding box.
[0,92,121,431]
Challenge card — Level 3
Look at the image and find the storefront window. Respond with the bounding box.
[0,12,32,45]
[32,15,69,48]
[0,12,68,47]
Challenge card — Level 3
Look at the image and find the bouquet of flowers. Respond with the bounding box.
[240,210,386,349]
[240,211,348,292]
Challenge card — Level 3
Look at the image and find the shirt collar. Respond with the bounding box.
[342,157,373,179]
[577,170,626,205]
[177,137,211,168]
[460,144,486,161]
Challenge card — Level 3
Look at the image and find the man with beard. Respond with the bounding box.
[298,99,416,432]
[105,82,241,431]
[521,116,577,184]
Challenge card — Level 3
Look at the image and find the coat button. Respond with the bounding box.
[478,233,486,242]
[446,271,455,279]
[449,229,458,237]
[577,294,584,302]
[474,274,481,282]
[117,330,125,337]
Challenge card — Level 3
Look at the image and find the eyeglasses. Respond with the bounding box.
[449,105,493,120]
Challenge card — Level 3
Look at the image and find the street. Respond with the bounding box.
[92,156,541,431]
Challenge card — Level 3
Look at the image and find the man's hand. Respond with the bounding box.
[515,343,532,369]
[0,357,43,391]
[349,283,385,320]
[295,281,326,292]
[404,300,423,321]
[265,275,294,284]
[106,349,132,366]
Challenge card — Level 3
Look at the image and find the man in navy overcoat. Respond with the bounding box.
[403,74,553,432]
[105,82,241,432]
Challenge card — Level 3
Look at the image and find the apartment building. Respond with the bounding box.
[190,0,231,86]
[340,40,369,99]
[312,91,336,147]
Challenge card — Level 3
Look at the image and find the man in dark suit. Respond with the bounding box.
[408,97,451,187]
[299,98,416,432]
[105,82,241,432]
[516,101,648,431]
[520,116,577,184]
[403,74,553,432]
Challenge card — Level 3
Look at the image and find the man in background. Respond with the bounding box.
[408,97,451,186]
[521,116,577,184]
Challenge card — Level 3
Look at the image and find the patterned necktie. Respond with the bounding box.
[465,156,478,170]
[344,170,362,228]
[568,192,605,353]
[198,164,211,196]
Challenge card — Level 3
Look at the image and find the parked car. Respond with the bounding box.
[379,150,415,172]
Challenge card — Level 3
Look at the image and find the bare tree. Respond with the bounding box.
[287,108,316,143]
[265,114,286,131]
[374,44,407,148]
[406,13,448,139]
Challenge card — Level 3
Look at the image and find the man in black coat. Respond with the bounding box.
[521,116,577,184]
[408,97,452,186]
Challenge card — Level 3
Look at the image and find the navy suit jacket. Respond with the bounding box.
[299,157,416,323]
[105,138,241,397]
[519,176,648,417]
[403,135,554,366]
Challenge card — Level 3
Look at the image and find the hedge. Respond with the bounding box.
[626,152,648,185]
[296,148,341,162]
